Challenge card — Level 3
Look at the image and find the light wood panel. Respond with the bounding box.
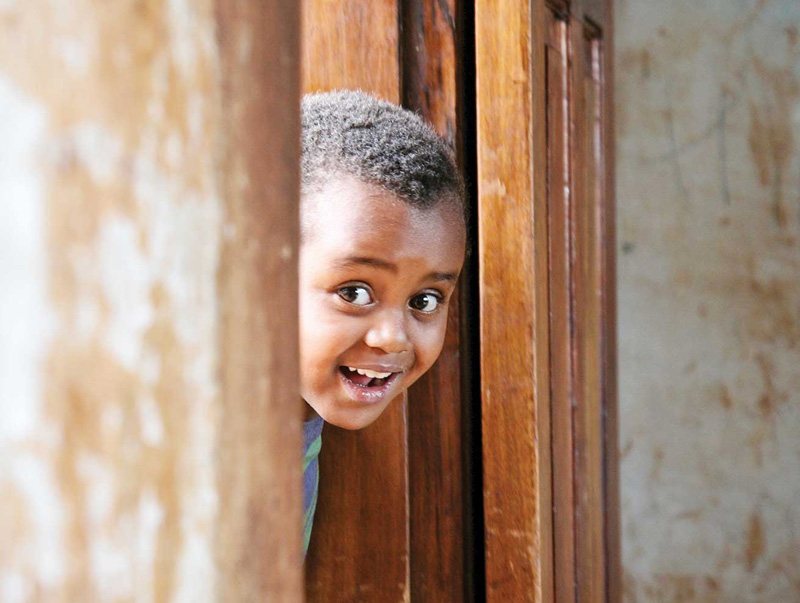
[301,1,410,600]
[475,0,554,600]
[216,1,303,599]
[302,1,400,95]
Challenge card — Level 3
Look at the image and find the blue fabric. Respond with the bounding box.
[303,414,324,555]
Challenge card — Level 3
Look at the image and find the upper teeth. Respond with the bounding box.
[347,367,392,379]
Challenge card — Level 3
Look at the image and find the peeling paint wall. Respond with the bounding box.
[0,2,221,600]
[616,1,800,601]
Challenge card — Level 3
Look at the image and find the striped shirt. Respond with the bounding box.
[303,414,324,556]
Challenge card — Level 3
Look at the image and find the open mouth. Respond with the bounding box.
[338,366,402,403]
[339,366,397,388]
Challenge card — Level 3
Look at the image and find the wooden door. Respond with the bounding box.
[303,0,619,601]
[302,1,478,601]
[476,0,620,601]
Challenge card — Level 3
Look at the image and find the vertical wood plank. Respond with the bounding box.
[569,15,608,602]
[216,1,303,599]
[402,0,458,142]
[406,299,467,602]
[402,2,473,601]
[545,11,577,603]
[475,0,554,600]
[302,1,401,97]
[301,2,410,601]
[600,2,621,599]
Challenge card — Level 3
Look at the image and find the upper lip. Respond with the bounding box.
[341,363,407,373]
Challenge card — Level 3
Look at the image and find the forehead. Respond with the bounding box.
[302,176,465,265]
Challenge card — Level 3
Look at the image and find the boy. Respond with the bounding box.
[299,90,467,555]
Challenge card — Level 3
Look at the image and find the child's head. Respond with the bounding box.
[299,90,466,430]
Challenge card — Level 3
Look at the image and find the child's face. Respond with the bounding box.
[299,175,466,430]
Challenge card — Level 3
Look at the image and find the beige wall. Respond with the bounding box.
[616,1,800,601]
[0,2,222,600]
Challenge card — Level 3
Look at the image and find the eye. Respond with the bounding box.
[337,285,373,306]
[409,292,442,314]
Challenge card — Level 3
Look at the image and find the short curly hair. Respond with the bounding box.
[301,90,464,215]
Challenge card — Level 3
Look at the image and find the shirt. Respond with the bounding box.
[303,414,324,555]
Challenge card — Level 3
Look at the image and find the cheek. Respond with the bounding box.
[411,317,449,374]
[300,307,363,370]
[299,299,337,376]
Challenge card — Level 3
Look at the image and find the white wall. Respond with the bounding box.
[616,1,800,600]
[0,2,221,600]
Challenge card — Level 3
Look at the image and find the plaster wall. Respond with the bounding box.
[0,2,222,600]
[616,1,800,601]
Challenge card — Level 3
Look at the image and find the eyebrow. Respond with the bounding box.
[334,256,398,273]
[333,256,458,283]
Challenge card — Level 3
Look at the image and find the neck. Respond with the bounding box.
[303,402,319,421]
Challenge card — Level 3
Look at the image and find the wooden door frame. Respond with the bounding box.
[215,0,303,599]
[476,0,619,600]
[300,0,621,599]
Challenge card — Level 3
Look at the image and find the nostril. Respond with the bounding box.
[367,337,410,354]
[364,321,410,353]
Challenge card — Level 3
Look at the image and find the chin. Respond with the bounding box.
[326,416,375,431]
[313,401,388,431]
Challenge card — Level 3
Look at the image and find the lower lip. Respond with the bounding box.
[339,370,402,404]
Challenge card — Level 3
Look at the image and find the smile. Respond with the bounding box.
[338,366,402,403]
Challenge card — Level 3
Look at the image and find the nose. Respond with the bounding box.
[364,308,411,353]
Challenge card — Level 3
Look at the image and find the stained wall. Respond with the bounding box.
[0,2,222,600]
[616,1,800,601]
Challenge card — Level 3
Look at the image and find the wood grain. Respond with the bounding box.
[570,16,608,602]
[300,2,620,600]
[403,1,472,601]
[545,11,577,603]
[402,0,458,144]
[302,0,400,95]
[305,414,410,601]
[600,2,622,599]
[301,1,411,600]
[475,0,554,600]
[215,1,303,599]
